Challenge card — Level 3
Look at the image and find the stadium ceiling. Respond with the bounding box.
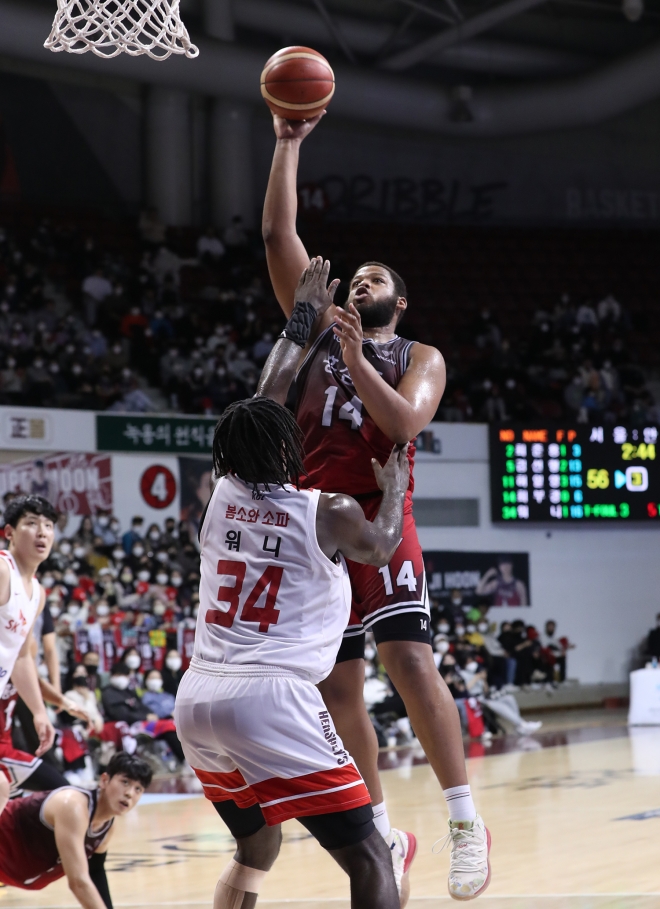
[1,0,660,135]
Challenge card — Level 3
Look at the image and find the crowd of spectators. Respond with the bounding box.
[0,213,277,414]
[1,213,658,425]
[3,498,199,786]
[440,295,660,426]
[364,602,574,746]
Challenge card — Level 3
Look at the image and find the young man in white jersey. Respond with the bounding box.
[0,495,70,814]
[175,266,412,909]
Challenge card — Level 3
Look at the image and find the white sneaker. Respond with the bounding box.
[518,720,542,734]
[443,815,491,901]
[389,828,418,909]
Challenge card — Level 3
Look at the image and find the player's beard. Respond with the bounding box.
[350,293,399,329]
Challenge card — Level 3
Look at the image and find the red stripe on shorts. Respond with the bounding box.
[193,767,259,808]
[252,764,371,824]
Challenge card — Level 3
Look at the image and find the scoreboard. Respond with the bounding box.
[489,423,660,523]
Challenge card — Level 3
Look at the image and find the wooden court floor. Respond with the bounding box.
[2,711,660,909]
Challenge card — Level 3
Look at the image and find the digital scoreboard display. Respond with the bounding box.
[489,423,660,523]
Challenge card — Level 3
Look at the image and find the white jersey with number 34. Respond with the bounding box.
[194,473,351,684]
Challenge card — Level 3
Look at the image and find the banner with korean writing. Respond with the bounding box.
[96,415,216,453]
[0,452,112,515]
[424,550,531,608]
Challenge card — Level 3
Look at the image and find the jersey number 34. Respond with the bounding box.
[206,560,283,633]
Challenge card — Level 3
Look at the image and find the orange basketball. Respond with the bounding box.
[260,46,335,121]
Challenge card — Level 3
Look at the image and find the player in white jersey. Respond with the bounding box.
[0,496,66,815]
[175,353,410,905]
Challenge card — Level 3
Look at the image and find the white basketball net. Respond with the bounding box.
[44,0,199,60]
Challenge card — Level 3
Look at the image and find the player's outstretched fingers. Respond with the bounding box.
[328,278,341,301]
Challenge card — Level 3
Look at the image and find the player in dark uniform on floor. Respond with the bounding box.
[0,752,151,909]
[263,108,492,902]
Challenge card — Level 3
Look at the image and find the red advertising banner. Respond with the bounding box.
[0,452,112,515]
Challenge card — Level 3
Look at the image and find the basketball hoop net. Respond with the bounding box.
[44,0,199,60]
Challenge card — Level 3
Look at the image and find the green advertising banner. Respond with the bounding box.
[96,415,216,454]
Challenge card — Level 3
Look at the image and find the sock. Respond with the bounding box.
[372,801,392,840]
[443,785,477,822]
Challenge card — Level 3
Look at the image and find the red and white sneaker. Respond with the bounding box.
[389,828,418,909]
[438,816,491,900]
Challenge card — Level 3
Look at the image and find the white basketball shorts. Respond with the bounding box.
[174,657,371,825]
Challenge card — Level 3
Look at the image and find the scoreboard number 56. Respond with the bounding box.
[586,469,609,489]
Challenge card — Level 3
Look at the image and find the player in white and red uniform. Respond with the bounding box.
[175,372,411,908]
[264,110,493,903]
[0,497,62,815]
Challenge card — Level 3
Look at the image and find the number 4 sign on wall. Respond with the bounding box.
[140,465,177,509]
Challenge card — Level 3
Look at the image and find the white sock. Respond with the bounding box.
[443,785,477,822]
[372,801,392,840]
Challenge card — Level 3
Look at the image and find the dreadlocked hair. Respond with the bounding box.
[212,397,307,492]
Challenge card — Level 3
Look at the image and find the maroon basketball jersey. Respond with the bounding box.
[0,787,113,889]
[295,325,416,496]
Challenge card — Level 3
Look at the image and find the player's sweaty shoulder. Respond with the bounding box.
[44,787,90,826]
[406,341,445,371]
[315,492,363,557]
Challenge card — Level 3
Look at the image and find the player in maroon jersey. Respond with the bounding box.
[0,752,151,909]
[263,116,492,902]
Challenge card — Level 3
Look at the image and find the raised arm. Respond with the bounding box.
[51,791,109,909]
[262,115,329,318]
[316,445,410,566]
[257,257,340,404]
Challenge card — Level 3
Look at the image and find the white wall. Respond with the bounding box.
[413,425,660,684]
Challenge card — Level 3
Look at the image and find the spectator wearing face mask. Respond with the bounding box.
[432,633,451,668]
[70,541,95,577]
[161,517,178,548]
[64,666,104,734]
[145,523,162,548]
[121,648,143,691]
[102,663,186,763]
[142,669,176,718]
[82,651,103,692]
[92,510,116,546]
[122,516,144,554]
[542,620,574,682]
[478,620,508,690]
[162,650,183,694]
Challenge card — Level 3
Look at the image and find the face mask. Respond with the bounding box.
[59,542,72,555]
[156,551,169,563]
[64,572,77,586]
[110,521,120,532]
[42,575,55,588]
[73,675,88,687]
[49,605,60,619]
[84,661,99,673]
[171,576,182,587]
[125,654,141,670]
[73,547,86,559]
[67,604,80,617]
[153,602,166,617]
[438,622,450,633]
[149,531,160,541]
[156,573,168,585]
[166,655,182,671]
[478,623,489,633]
[146,678,163,692]
[364,663,375,679]
[95,516,108,528]
[451,598,462,607]
[138,570,151,582]
[96,604,110,617]
[436,640,450,655]
[113,549,125,560]
[121,572,133,583]
[110,675,129,690]
[455,627,465,637]
[466,624,476,634]
[133,546,144,557]
[364,645,376,661]
[466,661,479,673]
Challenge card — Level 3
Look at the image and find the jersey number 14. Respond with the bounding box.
[322,387,363,430]
[206,560,283,633]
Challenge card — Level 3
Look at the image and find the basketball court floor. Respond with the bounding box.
[2,709,658,909]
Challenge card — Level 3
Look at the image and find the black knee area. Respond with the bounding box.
[335,633,365,663]
[298,805,375,851]
[213,800,267,839]
[24,761,68,791]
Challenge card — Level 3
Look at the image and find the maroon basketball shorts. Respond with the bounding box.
[337,494,430,662]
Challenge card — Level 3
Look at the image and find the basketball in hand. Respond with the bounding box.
[260,46,335,121]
